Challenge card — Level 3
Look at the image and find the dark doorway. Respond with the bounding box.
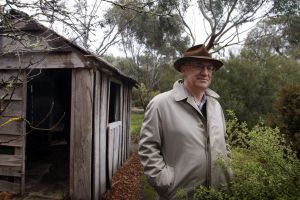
[25,69,71,199]
[108,81,121,123]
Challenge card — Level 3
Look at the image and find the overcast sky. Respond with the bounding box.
[1,0,258,57]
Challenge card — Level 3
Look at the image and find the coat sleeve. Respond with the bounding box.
[138,99,175,195]
[221,108,233,184]
[221,108,231,159]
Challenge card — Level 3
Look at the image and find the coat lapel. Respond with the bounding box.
[172,80,220,119]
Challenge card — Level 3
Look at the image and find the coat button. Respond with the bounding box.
[198,123,204,128]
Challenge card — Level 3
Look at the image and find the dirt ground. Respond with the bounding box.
[1,138,149,200]
[1,152,146,200]
[102,152,144,200]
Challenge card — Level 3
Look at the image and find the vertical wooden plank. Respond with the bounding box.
[118,124,122,168]
[70,70,75,199]
[126,86,133,159]
[93,70,101,200]
[0,181,20,193]
[123,86,128,160]
[119,84,124,165]
[120,84,124,164]
[99,74,108,195]
[70,69,94,200]
[112,128,118,175]
[107,127,113,186]
[107,121,122,186]
[122,84,128,163]
[113,126,118,174]
[111,127,114,176]
[116,130,119,169]
[109,122,122,175]
[115,126,119,169]
[21,72,27,195]
[0,70,26,195]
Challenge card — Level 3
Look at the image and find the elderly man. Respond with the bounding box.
[138,44,232,199]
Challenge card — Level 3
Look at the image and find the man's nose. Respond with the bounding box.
[199,67,210,75]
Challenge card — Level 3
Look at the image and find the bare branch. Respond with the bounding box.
[214,0,238,38]
[0,113,65,145]
[196,0,273,50]
[102,0,173,17]
[208,0,217,23]
[176,6,195,45]
[216,21,258,46]
[197,0,214,31]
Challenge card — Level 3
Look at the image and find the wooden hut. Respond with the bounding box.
[0,10,137,199]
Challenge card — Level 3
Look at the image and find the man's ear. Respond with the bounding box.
[180,65,186,73]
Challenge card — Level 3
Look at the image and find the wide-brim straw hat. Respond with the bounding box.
[174,44,223,72]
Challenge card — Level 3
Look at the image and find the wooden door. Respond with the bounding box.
[107,121,122,186]
[0,70,26,194]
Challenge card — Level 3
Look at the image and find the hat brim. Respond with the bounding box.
[174,56,223,72]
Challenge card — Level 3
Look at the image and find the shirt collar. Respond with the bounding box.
[199,94,207,111]
[172,79,220,102]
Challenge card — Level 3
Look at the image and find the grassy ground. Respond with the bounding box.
[130,113,144,137]
[142,176,157,200]
[130,112,157,200]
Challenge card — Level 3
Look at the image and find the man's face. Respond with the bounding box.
[181,60,214,91]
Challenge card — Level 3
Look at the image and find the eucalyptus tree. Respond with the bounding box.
[244,15,300,58]
[103,0,190,107]
[197,0,272,51]
[1,0,155,55]
[173,0,299,52]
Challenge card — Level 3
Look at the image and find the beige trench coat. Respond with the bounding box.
[138,80,232,199]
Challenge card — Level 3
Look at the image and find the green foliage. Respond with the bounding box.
[177,111,300,200]
[281,15,300,48]
[213,4,300,127]
[142,175,157,200]
[211,55,270,127]
[225,110,250,148]
[198,0,276,50]
[104,0,189,57]
[193,186,228,200]
[227,111,300,200]
[130,113,144,137]
[244,15,300,57]
[104,0,190,108]
[105,54,179,109]
[134,83,160,110]
[176,187,189,199]
[211,50,300,127]
[159,63,182,92]
[267,83,300,154]
[104,0,189,109]
[272,0,300,16]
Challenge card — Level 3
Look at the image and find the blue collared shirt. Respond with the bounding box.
[199,94,207,117]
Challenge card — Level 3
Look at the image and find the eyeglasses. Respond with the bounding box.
[184,64,215,72]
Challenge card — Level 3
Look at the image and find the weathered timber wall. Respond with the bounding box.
[70,69,94,200]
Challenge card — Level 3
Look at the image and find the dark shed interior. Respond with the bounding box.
[25,69,71,198]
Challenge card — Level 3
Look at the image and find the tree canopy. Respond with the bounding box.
[1,0,299,127]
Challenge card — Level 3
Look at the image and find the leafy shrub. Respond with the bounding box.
[267,83,300,155]
[178,111,300,200]
[132,83,160,110]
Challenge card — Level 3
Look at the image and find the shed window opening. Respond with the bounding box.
[0,145,15,155]
[108,82,121,123]
[0,175,15,183]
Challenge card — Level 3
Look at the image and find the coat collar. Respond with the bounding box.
[172,79,220,102]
